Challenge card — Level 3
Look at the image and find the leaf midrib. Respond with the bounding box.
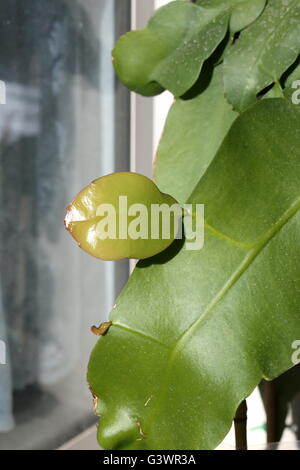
[138,196,300,439]
[114,197,300,351]
[173,197,300,356]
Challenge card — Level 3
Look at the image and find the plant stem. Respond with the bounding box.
[234,400,248,450]
[263,380,277,444]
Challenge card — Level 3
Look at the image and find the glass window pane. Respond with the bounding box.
[0,0,130,450]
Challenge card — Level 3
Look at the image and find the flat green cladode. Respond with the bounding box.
[88,99,300,449]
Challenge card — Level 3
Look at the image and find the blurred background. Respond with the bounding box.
[0,0,130,449]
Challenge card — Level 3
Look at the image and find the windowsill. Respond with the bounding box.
[59,425,100,451]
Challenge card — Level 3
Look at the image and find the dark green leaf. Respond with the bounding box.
[224,0,300,111]
[113,1,229,97]
[197,0,267,34]
[154,65,237,204]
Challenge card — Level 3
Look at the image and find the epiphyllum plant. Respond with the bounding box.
[65,0,300,450]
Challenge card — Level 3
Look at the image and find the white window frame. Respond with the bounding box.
[131,0,173,178]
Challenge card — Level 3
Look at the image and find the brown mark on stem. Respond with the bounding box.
[91,321,113,336]
[92,395,98,415]
[87,384,100,417]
